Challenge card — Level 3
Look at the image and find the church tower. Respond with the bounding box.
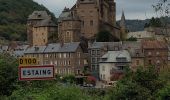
[120,11,128,41]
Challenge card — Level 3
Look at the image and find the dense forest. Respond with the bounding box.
[0,0,56,41]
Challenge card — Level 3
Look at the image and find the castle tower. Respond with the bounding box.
[58,8,81,43]
[27,11,57,46]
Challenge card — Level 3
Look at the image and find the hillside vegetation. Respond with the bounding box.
[0,0,56,41]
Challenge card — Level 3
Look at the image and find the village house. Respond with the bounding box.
[24,42,87,75]
[88,42,122,78]
[142,40,168,70]
[99,50,131,83]
[43,42,86,75]
[122,41,144,71]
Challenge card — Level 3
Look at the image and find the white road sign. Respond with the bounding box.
[19,65,55,81]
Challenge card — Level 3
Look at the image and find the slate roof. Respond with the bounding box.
[25,42,80,54]
[58,8,80,22]
[122,41,144,57]
[89,42,122,50]
[100,50,131,63]
[44,42,80,53]
[0,45,8,53]
[35,18,57,27]
[25,46,47,54]
[28,11,50,20]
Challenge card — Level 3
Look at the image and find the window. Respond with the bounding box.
[82,21,84,27]
[90,20,93,26]
[50,61,53,65]
[63,53,66,58]
[148,52,152,56]
[156,52,160,55]
[55,61,57,65]
[92,50,95,55]
[77,52,81,58]
[157,60,160,64]
[78,60,81,65]
[97,50,100,55]
[136,60,139,65]
[59,53,62,58]
[92,58,95,63]
[102,66,105,71]
[118,66,124,70]
[148,60,152,65]
[92,65,95,70]
[103,74,105,80]
[68,60,71,66]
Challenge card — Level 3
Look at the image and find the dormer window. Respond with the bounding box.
[38,14,41,18]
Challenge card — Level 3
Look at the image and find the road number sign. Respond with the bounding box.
[19,65,55,81]
[19,57,38,66]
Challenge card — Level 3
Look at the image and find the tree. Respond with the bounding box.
[126,36,137,41]
[0,53,18,96]
[96,30,112,42]
[107,66,165,99]
[153,0,170,36]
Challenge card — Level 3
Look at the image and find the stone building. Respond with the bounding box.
[24,42,87,75]
[99,50,131,82]
[27,11,57,46]
[58,0,120,43]
[142,40,168,70]
[88,42,122,78]
[123,41,144,71]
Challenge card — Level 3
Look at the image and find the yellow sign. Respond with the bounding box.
[19,57,38,66]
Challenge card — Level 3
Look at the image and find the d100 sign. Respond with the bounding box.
[19,65,54,81]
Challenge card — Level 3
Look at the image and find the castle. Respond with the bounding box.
[58,0,121,43]
[27,0,126,46]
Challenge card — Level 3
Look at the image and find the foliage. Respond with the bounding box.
[9,81,103,100]
[96,30,113,42]
[145,17,162,28]
[107,66,165,99]
[156,83,170,100]
[126,36,137,41]
[0,53,18,96]
[0,0,57,41]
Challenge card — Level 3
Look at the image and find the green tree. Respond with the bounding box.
[126,36,137,41]
[0,53,18,96]
[96,30,113,42]
[107,66,165,99]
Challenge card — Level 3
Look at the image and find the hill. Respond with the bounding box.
[118,17,170,32]
[117,19,149,32]
[0,0,57,41]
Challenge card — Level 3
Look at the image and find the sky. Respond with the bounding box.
[33,0,159,20]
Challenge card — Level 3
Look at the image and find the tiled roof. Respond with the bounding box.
[142,40,168,49]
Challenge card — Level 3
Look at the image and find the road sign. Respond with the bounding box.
[19,65,55,81]
[19,57,38,66]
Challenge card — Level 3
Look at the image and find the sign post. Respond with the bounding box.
[19,65,55,81]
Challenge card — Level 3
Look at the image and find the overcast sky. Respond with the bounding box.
[33,0,160,20]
